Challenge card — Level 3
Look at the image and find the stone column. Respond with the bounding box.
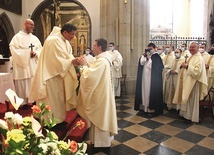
[100,0,150,94]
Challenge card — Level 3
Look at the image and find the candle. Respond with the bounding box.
[73,36,77,56]
[80,43,84,56]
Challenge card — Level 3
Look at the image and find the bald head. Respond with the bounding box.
[24,19,34,34]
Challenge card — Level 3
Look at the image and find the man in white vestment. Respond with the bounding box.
[107,42,123,97]
[157,45,165,61]
[207,46,214,90]
[83,47,94,64]
[162,44,175,103]
[165,49,184,110]
[9,19,42,107]
[29,24,79,128]
[173,42,207,123]
[76,38,118,148]
[199,43,210,75]
[181,43,191,58]
[207,47,214,114]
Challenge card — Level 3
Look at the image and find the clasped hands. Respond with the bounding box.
[72,56,87,66]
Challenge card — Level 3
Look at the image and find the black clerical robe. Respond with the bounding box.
[134,53,164,115]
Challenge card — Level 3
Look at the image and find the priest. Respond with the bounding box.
[29,23,79,127]
[165,49,184,110]
[76,38,118,147]
[9,19,42,107]
[107,42,123,97]
[173,42,207,123]
[134,43,164,116]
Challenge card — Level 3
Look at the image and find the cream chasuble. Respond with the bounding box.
[76,52,118,146]
[163,52,175,101]
[207,55,214,90]
[201,52,210,65]
[173,52,207,122]
[160,52,166,61]
[9,31,42,100]
[29,27,78,123]
[165,57,184,109]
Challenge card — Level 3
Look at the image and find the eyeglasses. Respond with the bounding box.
[109,46,113,47]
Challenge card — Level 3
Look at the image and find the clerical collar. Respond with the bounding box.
[22,29,31,34]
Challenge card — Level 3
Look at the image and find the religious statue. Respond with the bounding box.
[53,0,61,27]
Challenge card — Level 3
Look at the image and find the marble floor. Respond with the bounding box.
[86,95,214,155]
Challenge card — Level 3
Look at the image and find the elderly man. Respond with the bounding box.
[10,19,42,107]
[173,42,207,123]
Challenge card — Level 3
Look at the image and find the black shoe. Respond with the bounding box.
[51,121,68,130]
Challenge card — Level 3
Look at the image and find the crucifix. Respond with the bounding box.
[184,54,188,62]
[29,43,35,51]
[29,43,35,58]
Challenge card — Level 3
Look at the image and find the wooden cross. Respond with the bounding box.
[29,43,35,51]
[184,54,188,62]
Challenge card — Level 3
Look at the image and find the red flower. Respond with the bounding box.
[70,140,78,153]
[31,105,41,113]
[76,120,85,129]
[45,105,51,111]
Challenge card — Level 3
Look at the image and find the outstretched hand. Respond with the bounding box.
[77,56,87,66]
[72,58,80,66]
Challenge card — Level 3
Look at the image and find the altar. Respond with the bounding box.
[0,73,15,104]
[0,58,11,73]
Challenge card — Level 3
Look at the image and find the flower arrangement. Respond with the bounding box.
[0,89,87,155]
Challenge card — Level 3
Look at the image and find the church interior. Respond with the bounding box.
[0,0,214,154]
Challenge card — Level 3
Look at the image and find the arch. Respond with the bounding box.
[31,0,92,46]
[0,12,15,42]
[0,12,15,57]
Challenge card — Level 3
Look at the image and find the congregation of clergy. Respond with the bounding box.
[3,18,214,148]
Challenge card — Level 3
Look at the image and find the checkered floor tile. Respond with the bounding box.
[86,95,214,155]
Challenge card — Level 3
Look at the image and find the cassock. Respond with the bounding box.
[165,57,184,110]
[9,30,42,103]
[107,50,123,97]
[173,52,207,122]
[76,52,118,147]
[134,53,164,115]
[29,26,78,123]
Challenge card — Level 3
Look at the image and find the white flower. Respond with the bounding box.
[38,143,48,153]
[47,142,58,150]
[13,113,23,125]
[0,119,8,130]
[53,149,61,155]
[4,112,14,120]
